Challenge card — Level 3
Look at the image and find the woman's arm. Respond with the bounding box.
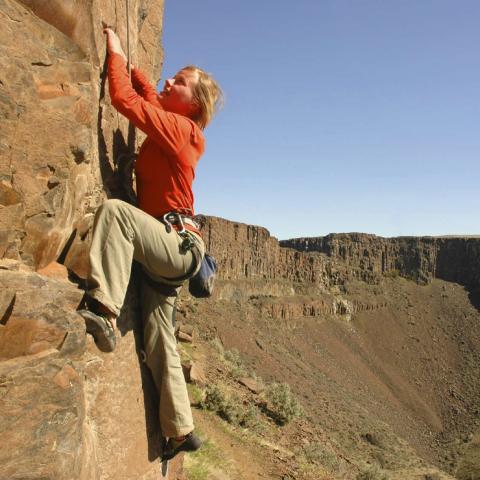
[104,29,192,154]
[131,67,161,106]
[104,28,159,105]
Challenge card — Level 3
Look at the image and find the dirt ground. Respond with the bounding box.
[176,276,480,480]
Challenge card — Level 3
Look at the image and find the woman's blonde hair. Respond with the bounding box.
[183,65,224,129]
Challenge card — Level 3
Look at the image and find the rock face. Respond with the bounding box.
[0,1,191,479]
[0,268,91,479]
[0,0,163,269]
[0,265,185,479]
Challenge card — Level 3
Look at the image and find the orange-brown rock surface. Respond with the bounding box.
[0,0,163,269]
[0,265,186,479]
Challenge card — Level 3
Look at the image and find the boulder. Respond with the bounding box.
[238,377,265,395]
[176,324,195,343]
[183,361,207,387]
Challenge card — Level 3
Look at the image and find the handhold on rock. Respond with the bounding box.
[37,262,69,280]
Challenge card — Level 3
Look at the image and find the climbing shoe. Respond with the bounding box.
[162,432,202,461]
[78,309,116,353]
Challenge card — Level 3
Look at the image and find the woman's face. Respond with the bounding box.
[158,69,199,118]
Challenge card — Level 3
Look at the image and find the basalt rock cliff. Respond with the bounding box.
[281,234,480,293]
[198,217,480,301]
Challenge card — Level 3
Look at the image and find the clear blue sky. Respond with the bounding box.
[160,0,479,240]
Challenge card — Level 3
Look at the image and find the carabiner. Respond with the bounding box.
[176,214,186,235]
[162,213,172,233]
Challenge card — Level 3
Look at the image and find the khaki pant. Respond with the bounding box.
[88,199,204,437]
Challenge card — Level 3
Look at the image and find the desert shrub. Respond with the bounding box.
[223,348,242,365]
[188,384,205,406]
[240,405,261,429]
[209,342,248,377]
[223,348,247,377]
[210,337,224,356]
[356,464,390,480]
[264,382,303,425]
[201,385,226,412]
[219,398,244,424]
[201,384,247,426]
[302,442,340,471]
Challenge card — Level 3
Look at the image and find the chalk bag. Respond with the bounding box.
[189,254,217,298]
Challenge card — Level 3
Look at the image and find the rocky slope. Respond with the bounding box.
[175,220,480,479]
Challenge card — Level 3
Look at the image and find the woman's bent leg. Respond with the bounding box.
[142,278,194,438]
[87,199,195,316]
[88,199,138,315]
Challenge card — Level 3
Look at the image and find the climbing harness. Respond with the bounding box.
[142,213,202,296]
[143,213,217,298]
[161,212,199,252]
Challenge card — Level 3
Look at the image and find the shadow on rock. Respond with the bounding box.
[117,262,163,462]
[97,56,114,192]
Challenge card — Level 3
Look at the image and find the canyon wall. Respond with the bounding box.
[281,234,480,289]
[197,217,480,293]
[196,215,366,287]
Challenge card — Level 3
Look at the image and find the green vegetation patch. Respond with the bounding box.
[200,384,263,429]
[183,436,231,480]
[263,382,303,425]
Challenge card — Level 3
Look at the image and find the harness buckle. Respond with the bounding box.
[163,212,186,233]
[162,212,196,252]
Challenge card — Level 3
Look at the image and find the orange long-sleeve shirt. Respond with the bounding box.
[107,53,205,218]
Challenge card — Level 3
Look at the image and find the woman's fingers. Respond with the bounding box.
[104,30,121,52]
[104,28,117,41]
[102,25,128,62]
